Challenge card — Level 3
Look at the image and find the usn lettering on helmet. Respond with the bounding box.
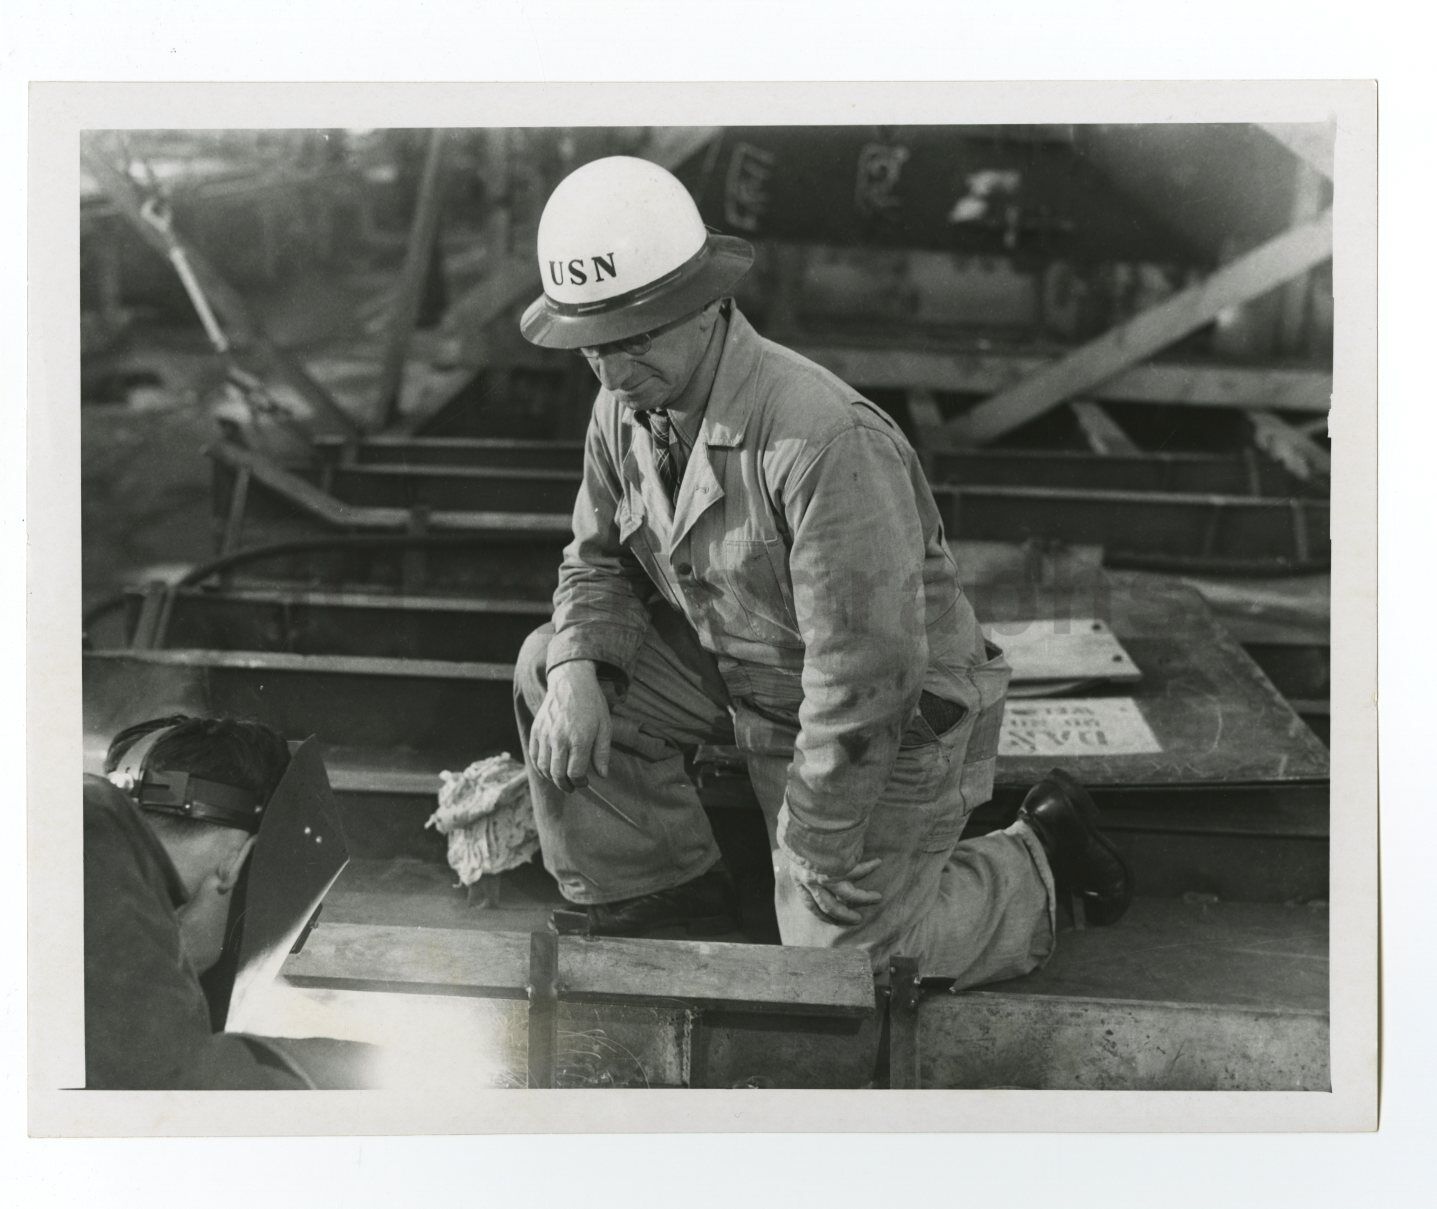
[548,253,618,287]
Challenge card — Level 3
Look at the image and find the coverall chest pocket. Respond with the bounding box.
[717,536,802,649]
[616,495,678,609]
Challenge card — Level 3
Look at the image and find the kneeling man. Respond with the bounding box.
[513,157,1131,986]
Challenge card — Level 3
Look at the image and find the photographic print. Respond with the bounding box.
[28,82,1377,1133]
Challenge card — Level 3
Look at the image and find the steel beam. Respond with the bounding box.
[310,447,1314,517]
[313,435,585,472]
[84,648,519,768]
[331,463,582,513]
[935,484,1328,574]
[130,586,550,662]
[930,447,1308,497]
[208,439,573,537]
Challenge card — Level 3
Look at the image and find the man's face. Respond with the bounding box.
[168,827,255,974]
[579,304,719,412]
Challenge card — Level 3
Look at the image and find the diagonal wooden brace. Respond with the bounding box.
[948,210,1334,447]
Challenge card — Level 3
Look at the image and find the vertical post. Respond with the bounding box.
[376,129,450,430]
[220,465,252,556]
[887,956,922,1089]
[526,930,560,1089]
[129,581,169,650]
[401,505,431,595]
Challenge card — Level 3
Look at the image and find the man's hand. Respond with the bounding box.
[784,855,883,926]
[529,660,612,793]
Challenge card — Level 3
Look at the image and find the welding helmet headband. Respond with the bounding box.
[106,722,269,833]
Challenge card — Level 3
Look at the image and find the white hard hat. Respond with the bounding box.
[520,156,754,349]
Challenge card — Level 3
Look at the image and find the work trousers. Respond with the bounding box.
[514,608,1057,988]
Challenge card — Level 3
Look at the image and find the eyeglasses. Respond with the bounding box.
[573,310,700,360]
[574,330,656,359]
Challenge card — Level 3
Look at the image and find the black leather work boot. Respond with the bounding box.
[549,862,743,939]
[1017,768,1134,926]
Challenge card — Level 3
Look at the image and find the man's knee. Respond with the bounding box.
[514,623,556,710]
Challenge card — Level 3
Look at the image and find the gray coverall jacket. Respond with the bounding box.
[544,305,1010,879]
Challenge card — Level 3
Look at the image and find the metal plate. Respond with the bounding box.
[977,574,1329,788]
[985,617,1141,686]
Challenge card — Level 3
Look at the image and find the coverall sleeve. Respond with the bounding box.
[546,407,656,684]
[83,786,309,1090]
[774,423,929,876]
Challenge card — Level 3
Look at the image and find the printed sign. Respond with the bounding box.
[723,142,776,233]
[854,142,910,218]
[999,698,1162,758]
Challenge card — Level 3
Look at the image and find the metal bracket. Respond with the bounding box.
[220,464,252,559]
[129,580,169,650]
[401,505,431,593]
[526,929,560,1088]
[887,955,922,1089]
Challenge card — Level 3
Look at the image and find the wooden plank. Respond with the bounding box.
[947,211,1334,445]
[984,618,1141,685]
[1249,410,1332,482]
[1258,123,1335,179]
[284,922,876,1018]
[792,343,1332,414]
[1069,400,1139,455]
[377,130,450,428]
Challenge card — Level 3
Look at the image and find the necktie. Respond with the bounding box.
[646,408,681,502]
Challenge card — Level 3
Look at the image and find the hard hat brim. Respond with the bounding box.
[520,234,755,350]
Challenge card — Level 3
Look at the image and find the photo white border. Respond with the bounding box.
[26,79,1377,1138]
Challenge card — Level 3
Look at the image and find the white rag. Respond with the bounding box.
[425,753,538,886]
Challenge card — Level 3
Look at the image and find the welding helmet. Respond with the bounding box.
[519,156,754,350]
[108,725,349,1028]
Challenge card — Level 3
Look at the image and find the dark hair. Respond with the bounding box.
[104,715,292,804]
